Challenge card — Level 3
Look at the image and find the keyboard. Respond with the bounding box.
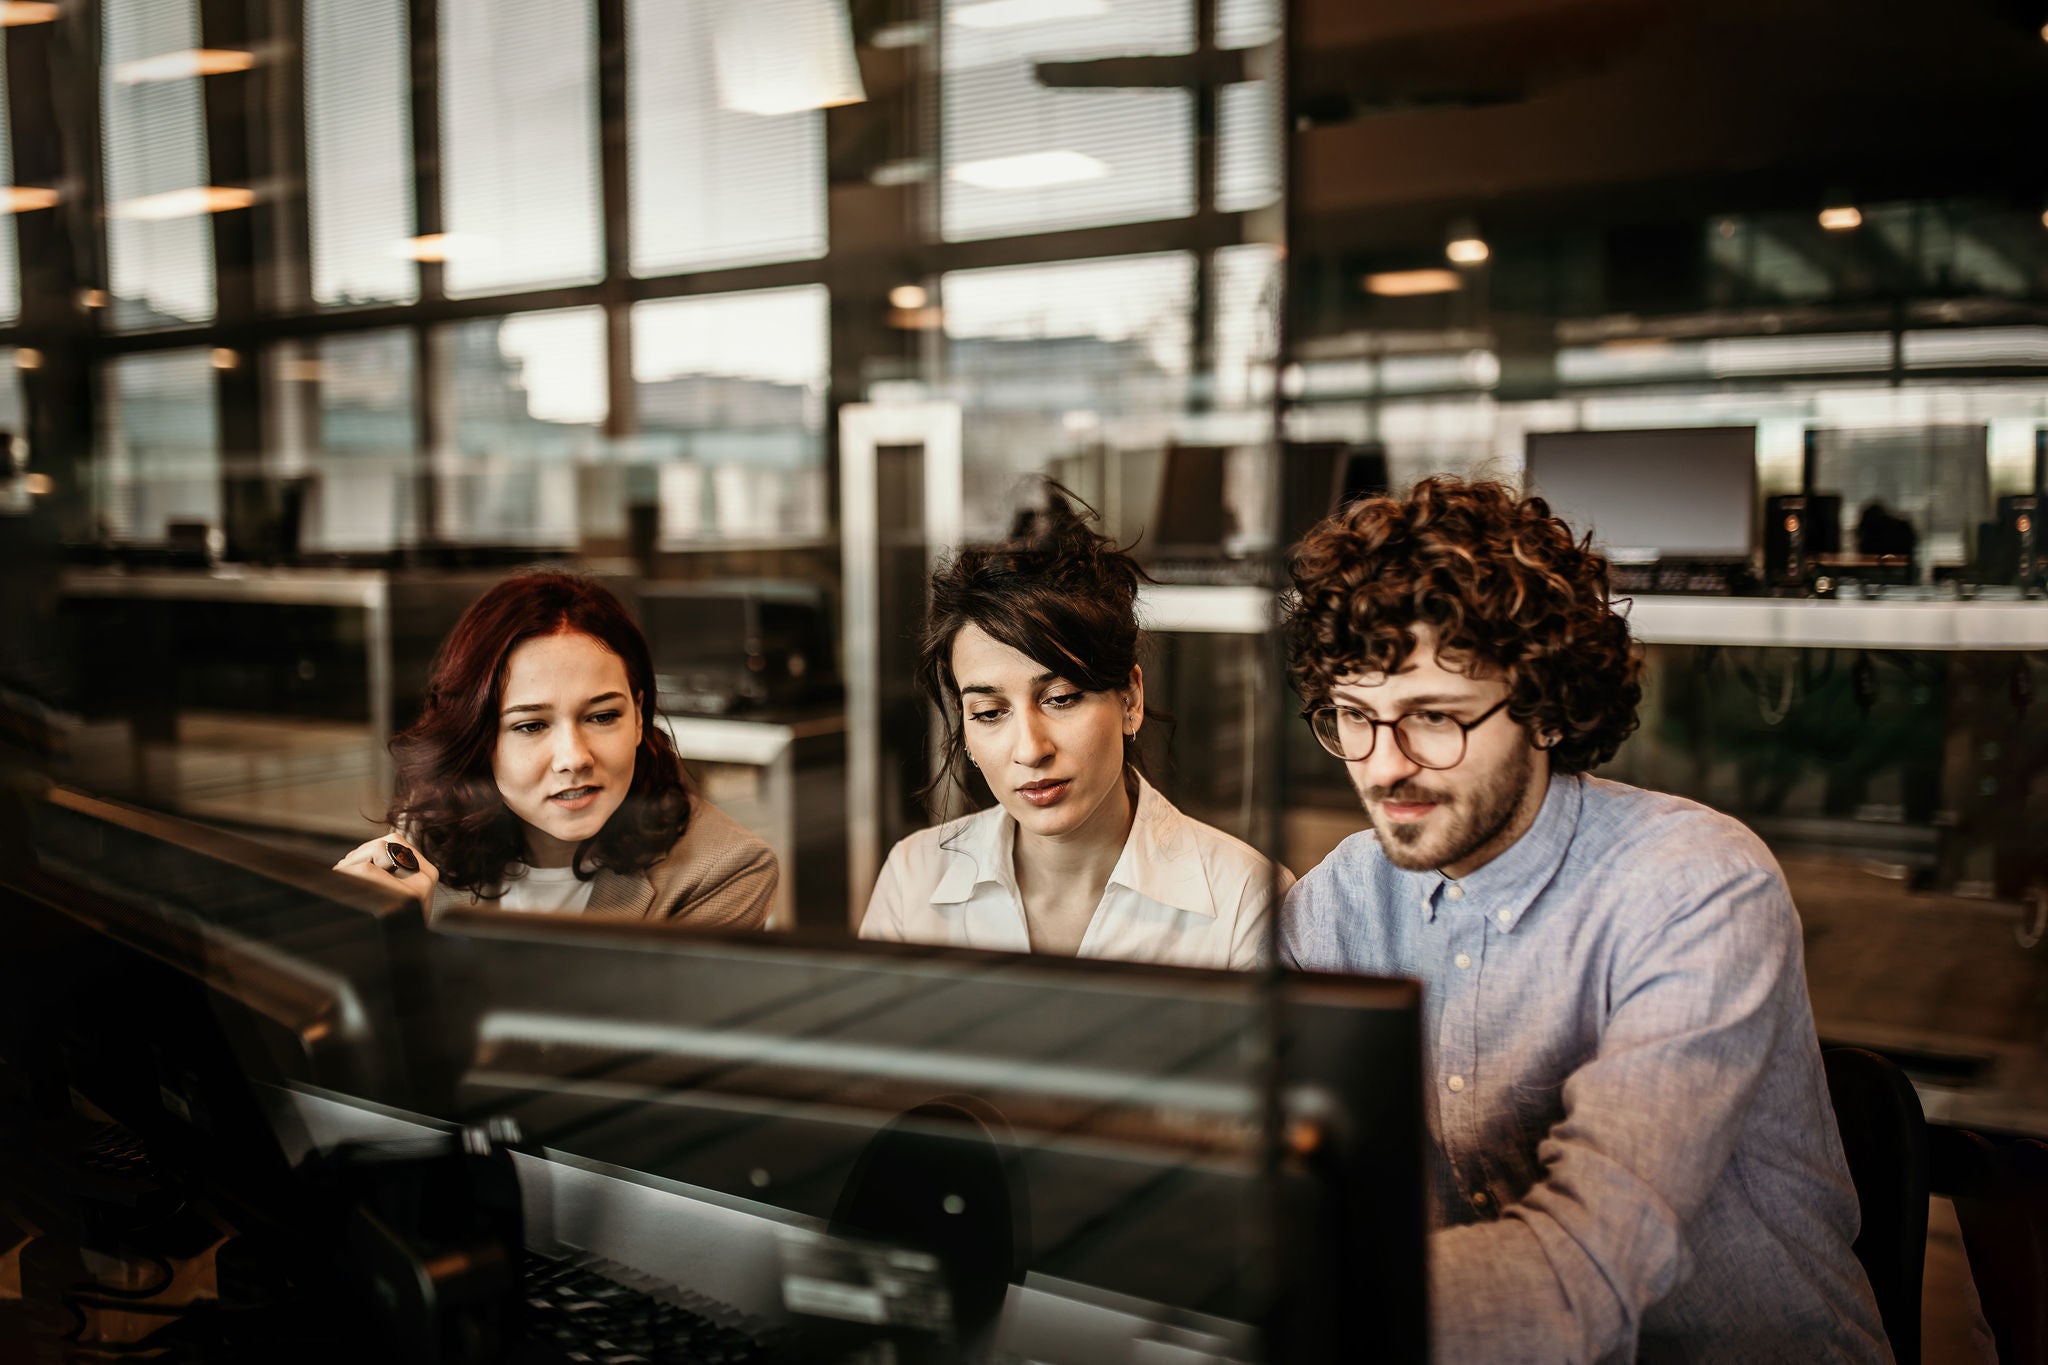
[514,1250,777,1365]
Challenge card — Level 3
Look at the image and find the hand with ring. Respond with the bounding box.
[334,834,440,906]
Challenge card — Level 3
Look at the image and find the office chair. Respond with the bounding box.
[1931,1125,2048,1365]
[1823,1046,1929,1365]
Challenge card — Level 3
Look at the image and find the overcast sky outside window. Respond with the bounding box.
[942,252,1194,379]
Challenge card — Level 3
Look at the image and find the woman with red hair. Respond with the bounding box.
[333,570,775,928]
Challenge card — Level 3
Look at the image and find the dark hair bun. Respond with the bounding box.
[994,481,1143,616]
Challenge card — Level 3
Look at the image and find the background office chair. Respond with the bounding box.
[1931,1125,2048,1365]
[1823,1046,1929,1365]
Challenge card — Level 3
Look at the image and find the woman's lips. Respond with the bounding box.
[1017,778,1071,807]
[549,786,601,811]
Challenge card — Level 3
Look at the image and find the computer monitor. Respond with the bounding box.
[423,911,1427,1363]
[1524,426,1758,562]
[1145,444,1233,561]
[1805,425,1991,572]
[4,787,438,1189]
[1280,441,1392,547]
[635,579,833,714]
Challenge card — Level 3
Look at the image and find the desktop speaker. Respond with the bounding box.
[2000,494,2042,588]
[1763,493,1841,587]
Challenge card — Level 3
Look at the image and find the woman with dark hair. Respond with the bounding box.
[333,570,776,927]
[858,485,1288,966]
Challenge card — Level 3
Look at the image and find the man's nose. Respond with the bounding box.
[1355,724,1421,791]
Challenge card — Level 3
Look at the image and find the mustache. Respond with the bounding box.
[1367,782,1452,805]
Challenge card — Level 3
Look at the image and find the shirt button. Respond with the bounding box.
[1496,907,1511,925]
[1454,952,1471,970]
[1444,885,1464,901]
[1446,1075,1466,1093]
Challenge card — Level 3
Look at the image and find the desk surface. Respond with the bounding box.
[61,565,392,607]
[1627,596,2048,650]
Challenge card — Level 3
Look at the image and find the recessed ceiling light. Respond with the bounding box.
[4,186,59,212]
[950,149,1108,189]
[1445,237,1490,265]
[1818,205,1862,231]
[1363,269,1462,297]
[888,284,928,310]
[107,186,255,220]
[0,3,59,27]
[113,49,257,83]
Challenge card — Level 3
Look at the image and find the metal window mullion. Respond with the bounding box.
[409,0,445,544]
[596,0,632,439]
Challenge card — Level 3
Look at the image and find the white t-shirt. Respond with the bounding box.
[858,776,1290,969]
[493,864,597,915]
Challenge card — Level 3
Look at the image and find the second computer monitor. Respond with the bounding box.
[1525,426,1758,562]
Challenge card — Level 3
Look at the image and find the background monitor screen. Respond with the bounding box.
[1524,426,1759,560]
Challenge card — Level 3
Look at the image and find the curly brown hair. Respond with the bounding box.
[1283,477,1642,774]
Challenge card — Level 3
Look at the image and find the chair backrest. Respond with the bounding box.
[1935,1127,2048,1365]
[1823,1046,1929,1365]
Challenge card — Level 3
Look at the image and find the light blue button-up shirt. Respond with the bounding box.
[1282,772,1891,1364]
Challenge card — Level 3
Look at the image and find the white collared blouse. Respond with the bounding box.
[858,776,1291,969]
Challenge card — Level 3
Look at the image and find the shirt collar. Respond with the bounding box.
[924,776,1218,919]
[1106,777,1219,919]
[1418,771,1581,931]
[929,807,1013,905]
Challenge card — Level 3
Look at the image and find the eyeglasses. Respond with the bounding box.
[1301,697,1512,769]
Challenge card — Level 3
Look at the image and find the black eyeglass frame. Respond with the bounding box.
[1299,695,1514,769]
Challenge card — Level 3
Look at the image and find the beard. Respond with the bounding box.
[1360,740,1535,874]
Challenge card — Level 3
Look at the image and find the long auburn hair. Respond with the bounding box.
[916,482,1159,812]
[387,570,690,894]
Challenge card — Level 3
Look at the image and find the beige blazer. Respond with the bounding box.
[434,794,777,930]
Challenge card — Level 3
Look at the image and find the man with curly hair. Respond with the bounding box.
[1281,478,1888,1363]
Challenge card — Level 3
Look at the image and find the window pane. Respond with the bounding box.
[628,0,827,275]
[439,0,602,296]
[0,351,23,435]
[942,0,1194,241]
[306,0,417,307]
[96,350,220,541]
[0,31,17,326]
[102,0,216,328]
[1213,243,1280,409]
[438,307,606,544]
[1216,77,1279,213]
[267,331,420,551]
[942,253,1194,530]
[632,285,829,543]
[1217,0,1279,48]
